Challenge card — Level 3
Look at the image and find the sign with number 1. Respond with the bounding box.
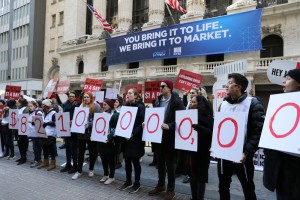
[56,112,71,137]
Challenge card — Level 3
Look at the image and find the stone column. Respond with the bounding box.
[114,0,133,35]
[180,0,205,23]
[92,0,106,36]
[142,0,165,31]
[227,0,257,15]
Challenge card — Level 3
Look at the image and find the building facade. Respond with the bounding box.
[0,0,46,97]
[44,0,299,107]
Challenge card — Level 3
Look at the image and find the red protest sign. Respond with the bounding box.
[297,62,300,69]
[125,84,142,95]
[0,105,3,119]
[56,80,70,94]
[83,78,103,92]
[4,85,21,100]
[174,69,203,91]
[144,81,161,103]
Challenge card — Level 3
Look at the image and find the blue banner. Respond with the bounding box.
[107,9,263,65]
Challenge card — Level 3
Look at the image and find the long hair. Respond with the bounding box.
[195,95,213,116]
[81,91,95,118]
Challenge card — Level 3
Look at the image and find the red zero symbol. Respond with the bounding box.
[147,114,159,134]
[95,117,106,135]
[75,110,86,127]
[269,103,300,138]
[178,118,194,144]
[120,111,132,130]
[217,118,238,148]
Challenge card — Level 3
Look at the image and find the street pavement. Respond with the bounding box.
[0,140,276,200]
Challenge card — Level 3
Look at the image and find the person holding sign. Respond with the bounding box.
[98,99,119,185]
[16,98,29,165]
[217,73,264,200]
[28,101,43,168]
[189,95,214,200]
[114,95,124,169]
[119,88,145,194]
[148,80,185,200]
[72,92,101,180]
[263,68,300,200]
[0,100,17,159]
[37,99,57,171]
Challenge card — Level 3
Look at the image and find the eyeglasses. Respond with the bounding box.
[189,92,196,94]
[159,85,167,88]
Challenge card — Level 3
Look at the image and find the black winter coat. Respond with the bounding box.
[154,93,185,152]
[191,112,214,182]
[123,101,145,158]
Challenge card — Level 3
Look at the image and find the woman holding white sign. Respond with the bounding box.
[189,95,214,200]
[263,68,300,200]
[72,91,101,180]
[98,99,119,185]
[119,88,145,194]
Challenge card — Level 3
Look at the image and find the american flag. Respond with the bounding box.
[86,3,113,32]
[165,0,187,14]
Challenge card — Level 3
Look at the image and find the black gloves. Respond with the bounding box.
[43,122,48,128]
[31,122,35,126]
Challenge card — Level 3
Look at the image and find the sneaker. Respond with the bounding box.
[129,183,141,194]
[88,170,94,177]
[119,182,133,191]
[0,153,9,158]
[30,161,41,168]
[72,172,82,180]
[148,185,166,196]
[104,178,115,185]
[165,191,175,200]
[100,176,109,183]
[7,154,15,160]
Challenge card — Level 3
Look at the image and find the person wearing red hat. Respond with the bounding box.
[264,68,300,200]
[148,80,185,200]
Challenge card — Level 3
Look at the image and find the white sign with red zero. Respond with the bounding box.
[211,112,247,162]
[71,107,89,134]
[142,107,165,143]
[259,92,300,154]
[55,112,71,137]
[8,109,19,129]
[94,91,105,103]
[105,88,119,99]
[18,114,29,136]
[32,116,47,138]
[267,60,299,86]
[115,106,138,139]
[91,112,111,142]
[175,109,198,152]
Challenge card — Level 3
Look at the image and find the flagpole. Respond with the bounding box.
[165,2,176,25]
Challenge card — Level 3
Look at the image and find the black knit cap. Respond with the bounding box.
[287,68,300,83]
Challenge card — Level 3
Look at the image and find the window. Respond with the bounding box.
[206,54,224,62]
[131,0,148,31]
[163,58,177,66]
[59,11,64,25]
[128,62,139,69]
[78,61,84,74]
[50,38,55,52]
[85,0,93,35]
[57,36,63,48]
[205,0,232,18]
[51,14,56,27]
[106,0,118,27]
[260,35,283,58]
[101,57,108,72]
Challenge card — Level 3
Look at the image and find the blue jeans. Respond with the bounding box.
[32,137,41,161]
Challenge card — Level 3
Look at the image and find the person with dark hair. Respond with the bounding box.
[98,98,119,185]
[263,68,300,200]
[148,80,185,200]
[189,95,214,200]
[16,98,29,165]
[114,95,124,169]
[119,88,145,194]
[217,73,265,200]
[60,91,80,174]
[72,91,101,180]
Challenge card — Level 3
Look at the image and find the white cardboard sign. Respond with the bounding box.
[259,92,300,154]
[32,116,47,138]
[211,112,247,162]
[94,91,105,103]
[8,109,19,129]
[71,107,89,134]
[56,112,71,137]
[142,107,165,143]
[267,60,299,86]
[175,109,198,152]
[115,106,138,139]
[105,88,119,99]
[91,112,111,142]
[18,114,29,136]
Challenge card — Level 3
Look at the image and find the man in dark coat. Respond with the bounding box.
[148,80,185,200]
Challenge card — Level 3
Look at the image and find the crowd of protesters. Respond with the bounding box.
[0,69,300,200]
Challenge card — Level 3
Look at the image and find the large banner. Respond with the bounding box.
[107,9,262,65]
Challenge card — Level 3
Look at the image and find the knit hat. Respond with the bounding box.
[0,99,5,105]
[49,94,57,99]
[42,99,52,107]
[287,68,300,83]
[104,99,115,109]
[162,80,173,92]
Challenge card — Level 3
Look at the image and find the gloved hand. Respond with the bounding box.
[31,122,35,126]
[43,122,49,128]
[192,124,198,131]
